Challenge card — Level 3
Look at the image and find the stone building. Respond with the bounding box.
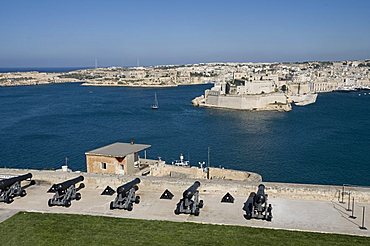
[85,142,151,175]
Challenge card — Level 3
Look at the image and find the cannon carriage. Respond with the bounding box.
[110,178,141,211]
[243,184,272,221]
[47,176,85,207]
[174,181,204,216]
[0,173,34,204]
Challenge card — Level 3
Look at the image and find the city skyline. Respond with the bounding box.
[1,0,370,67]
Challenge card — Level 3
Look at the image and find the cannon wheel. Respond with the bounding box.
[48,199,54,207]
[75,193,81,201]
[135,196,140,204]
[5,197,14,204]
[127,203,133,211]
[20,190,27,197]
[244,213,252,220]
[174,208,180,215]
[65,200,71,208]
[199,200,204,208]
[194,209,200,216]
[110,201,115,210]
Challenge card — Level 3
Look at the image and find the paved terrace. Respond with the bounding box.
[0,168,369,237]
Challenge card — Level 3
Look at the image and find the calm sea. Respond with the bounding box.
[0,82,369,186]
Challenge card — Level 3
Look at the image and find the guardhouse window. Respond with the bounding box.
[101,162,107,170]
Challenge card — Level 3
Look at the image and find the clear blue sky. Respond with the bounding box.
[1,0,370,67]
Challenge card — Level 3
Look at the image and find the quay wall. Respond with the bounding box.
[1,168,370,203]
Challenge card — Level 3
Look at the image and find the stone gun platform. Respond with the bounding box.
[0,168,369,237]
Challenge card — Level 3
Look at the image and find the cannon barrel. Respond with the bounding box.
[255,184,266,204]
[54,176,84,191]
[243,192,256,214]
[0,173,32,190]
[247,192,256,203]
[117,178,141,194]
[182,181,201,199]
[257,184,265,195]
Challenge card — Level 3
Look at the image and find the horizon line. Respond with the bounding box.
[1,58,370,69]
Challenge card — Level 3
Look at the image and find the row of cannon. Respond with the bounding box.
[0,173,272,221]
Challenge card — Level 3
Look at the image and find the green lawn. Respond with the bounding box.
[0,212,369,246]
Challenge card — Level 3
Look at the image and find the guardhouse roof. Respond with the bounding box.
[85,142,151,158]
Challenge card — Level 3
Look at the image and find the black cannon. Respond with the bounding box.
[243,184,272,221]
[0,173,34,204]
[48,176,85,207]
[110,178,141,211]
[174,181,204,216]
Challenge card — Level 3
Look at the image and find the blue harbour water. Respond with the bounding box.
[0,82,370,186]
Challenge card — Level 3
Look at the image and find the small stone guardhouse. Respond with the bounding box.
[85,141,151,175]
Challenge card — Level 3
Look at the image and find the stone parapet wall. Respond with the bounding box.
[149,164,262,182]
[265,182,370,203]
[1,168,369,203]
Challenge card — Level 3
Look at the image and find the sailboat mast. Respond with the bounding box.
[151,92,159,109]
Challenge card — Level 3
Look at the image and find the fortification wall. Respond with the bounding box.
[205,93,291,111]
[2,168,370,203]
[149,164,261,182]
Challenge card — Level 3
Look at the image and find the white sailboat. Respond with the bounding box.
[151,92,159,109]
